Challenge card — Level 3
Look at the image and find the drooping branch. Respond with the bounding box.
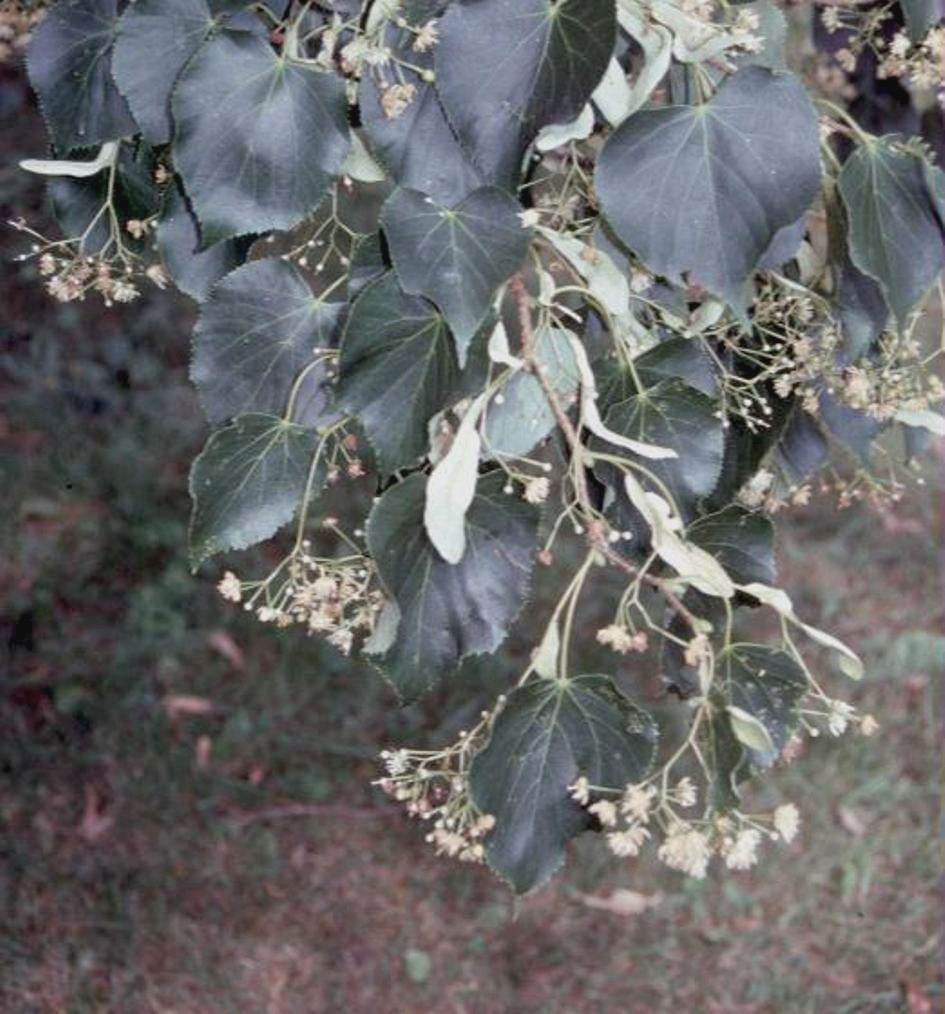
[509,273,702,635]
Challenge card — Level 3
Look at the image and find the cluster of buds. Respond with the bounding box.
[713,280,834,429]
[217,543,384,656]
[737,466,813,514]
[0,0,46,64]
[376,721,498,864]
[877,26,945,95]
[802,695,879,738]
[11,218,168,307]
[596,624,649,655]
[336,9,438,119]
[822,2,945,103]
[572,773,801,878]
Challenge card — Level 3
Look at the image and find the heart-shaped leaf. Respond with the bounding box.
[113,0,250,145]
[595,67,820,310]
[687,506,776,587]
[26,0,136,151]
[337,272,466,474]
[192,258,345,425]
[366,472,540,701]
[381,186,531,363]
[435,0,616,187]
[189,414,320,568]
[601,379,724,519]
[470,674,658,893]
[837,139,945,329]
[172,30,349,243]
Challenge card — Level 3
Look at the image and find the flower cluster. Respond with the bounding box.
[572,772,802,878]
[821,2,945,105]
[10,215,168,307]
[0,0,45,64]
[376,712,500,864]
[338,10,440,120]
[596,624,648,655]
[802,696,879,739]
[217,540,383,656]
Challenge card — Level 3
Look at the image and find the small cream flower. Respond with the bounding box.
[773,803,800,843]
[673,777,698,809]
[588,799,618,827]
[523,476,550,504]
[859,714,879,737]
[413,19,439,52]
[890,32,911,58]
[621,783,657,822]
[112,279,140,303]
[217,571,243,602]
[607,825,650,857]
[827,699,855,736]
[596,624,634,654]
[381,748,409,776]
[380,82,416,119]
[569,776,590,806]
[725,828,761,870]
[658,826,711,878]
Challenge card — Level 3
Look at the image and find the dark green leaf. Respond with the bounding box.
[687,506,775,587]
[156,179,251,301]
[838,139,945,328]
[708,396,792,510]
[172,31,349,243]
[192,258,345,425]
[336,272,461,473]
[381,186,530,362]
[720,644,806,768]
[596,67,820,310]
[482,328,578,459]
[113,0,248,145]
[601,379,724,518]
[435,0,616,187]
[818,391,882,465]
[836,252,888,361]
[470,675,657,893]
[775,404,828,483]
[366,472,540,701]
[635,338,719,398]
[189,414,319,568]
[26,0,135,151]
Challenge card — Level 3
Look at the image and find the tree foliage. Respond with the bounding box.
[16,0,944,893]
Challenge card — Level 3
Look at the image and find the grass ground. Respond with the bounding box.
[1,66,943,1014]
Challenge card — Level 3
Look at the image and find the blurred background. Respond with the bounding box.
[1,30,943,1014]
